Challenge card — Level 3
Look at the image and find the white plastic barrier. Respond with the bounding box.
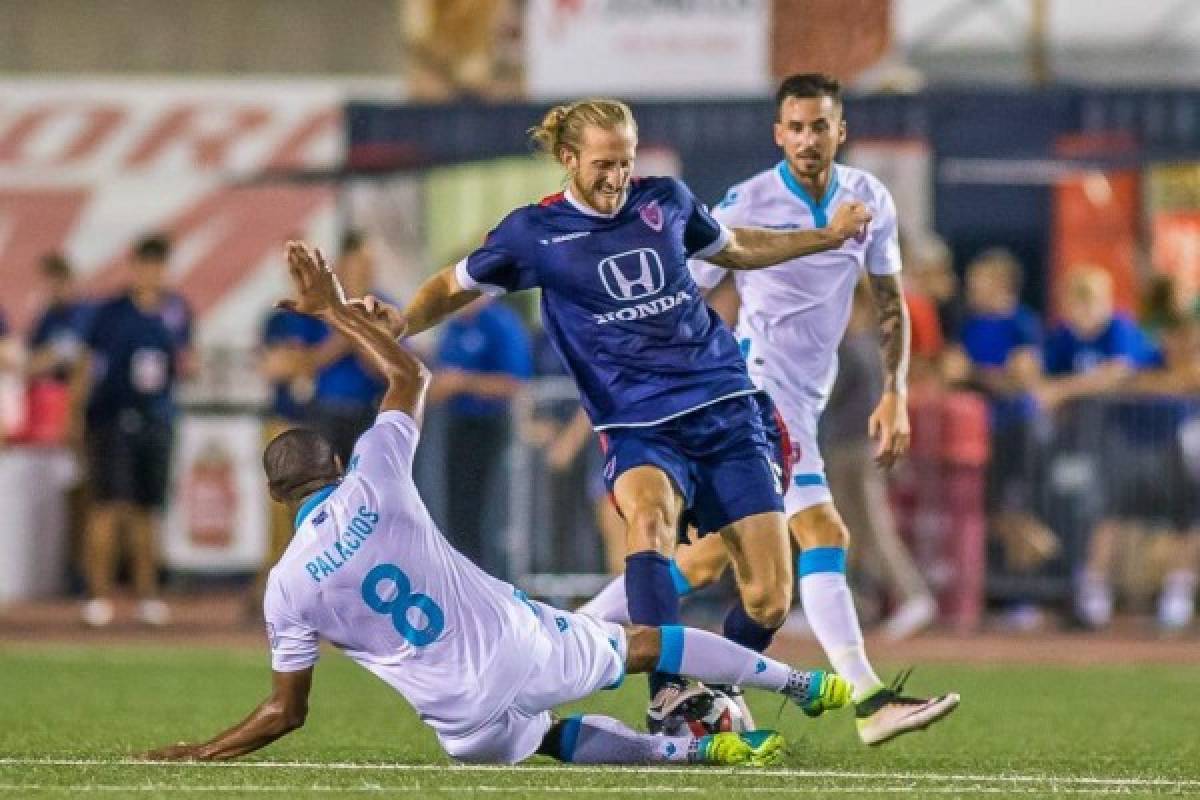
[0,447,75,602]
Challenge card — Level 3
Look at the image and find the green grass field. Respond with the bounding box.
[1,644,1197,798]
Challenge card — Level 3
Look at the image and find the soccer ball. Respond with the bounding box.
[661,685,748,737]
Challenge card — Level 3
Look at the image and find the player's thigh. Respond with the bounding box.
[438,707,554,765]
[612,465,685,553]
[514,604,627,714]
[719,511,792,621]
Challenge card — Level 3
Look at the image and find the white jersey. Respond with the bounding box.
[263,411,553,742]
[690,162,901,412]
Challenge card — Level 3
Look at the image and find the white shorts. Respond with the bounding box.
[779,398,833,517]
[437,603,627,764]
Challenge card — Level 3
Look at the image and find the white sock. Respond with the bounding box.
[577,575,630,625]
[560,714,695,764]
[660,625,793,692]
[800,566,883,702]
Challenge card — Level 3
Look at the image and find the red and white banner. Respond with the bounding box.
[0,81,347,347]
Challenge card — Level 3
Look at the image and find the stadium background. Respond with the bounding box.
[1,1,1199,796]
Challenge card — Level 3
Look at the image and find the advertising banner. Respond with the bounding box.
[0,81,345,348]
[524,0,770,99]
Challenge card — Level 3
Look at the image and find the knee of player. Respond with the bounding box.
[740,585,790,629]
[622,624,661,673]
[792,504,850,549]
[624,503,675,547]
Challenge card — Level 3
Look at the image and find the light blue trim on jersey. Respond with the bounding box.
[798,546,847,576]
[603,637,626,690]
[560,715,584,761]
[657,625,686,674]
[793,473,828,488]
[293,485,337,530]
[669,560,693,597]
[776,161,840,228]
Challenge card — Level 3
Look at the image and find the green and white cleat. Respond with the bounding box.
[794,670,853,718]
[697,730,786,767]
[855,669,960,746]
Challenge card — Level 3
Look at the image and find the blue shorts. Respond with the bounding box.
[598,393,785,536]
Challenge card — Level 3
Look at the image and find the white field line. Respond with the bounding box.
[0,760,1196,791]
[0,786,1192,795]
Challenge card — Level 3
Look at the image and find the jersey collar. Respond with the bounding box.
[294,484,337,530]
[776,161,840,228]
[564,185,627,218]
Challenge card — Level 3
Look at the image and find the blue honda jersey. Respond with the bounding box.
[456,177,755,429]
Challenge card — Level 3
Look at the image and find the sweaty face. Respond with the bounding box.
[774,96,845,180]
[564,125,636,215]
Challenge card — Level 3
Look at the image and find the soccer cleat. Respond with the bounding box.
[855,668,960,746]
[789,670,852,718]
[646,677,691,734]
[697,730,786,767]
[81,598,114,628]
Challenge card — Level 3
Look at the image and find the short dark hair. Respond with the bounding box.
[775,73,843,115]
[39,252,72,280]
[263,428,341,502]
[340,229,367,258]
[133,233,171,263]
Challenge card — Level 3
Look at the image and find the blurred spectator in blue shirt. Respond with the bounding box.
[72,233,194,629]
[432,296,532,571]
[296,231,390,463]
[27,253,94,384]
[948,249,1057,620]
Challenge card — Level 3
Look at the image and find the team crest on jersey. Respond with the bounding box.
[639,200,663,232]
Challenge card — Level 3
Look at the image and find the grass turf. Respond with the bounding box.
[0,644,1196,798]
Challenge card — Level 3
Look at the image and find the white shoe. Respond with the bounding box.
[1076,576,1113,630]
[1158,587,1195,632]
[137,598,171,627]
[855,669,960,746]
[882,595,937,641]
[82,598,115,628]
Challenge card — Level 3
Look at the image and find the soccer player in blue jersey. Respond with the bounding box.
[386,99,871,729]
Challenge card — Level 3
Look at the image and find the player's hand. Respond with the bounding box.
[278,241,346,317]
[348,294,409,339]
[829,202,872,243]
[868,389,910,468]
[140,742,205,761]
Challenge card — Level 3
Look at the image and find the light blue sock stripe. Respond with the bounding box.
[560,715,584,762]
[669,560,693,597]
[657,625,685,675]
[799,546,846,576]
[793,473,828,488]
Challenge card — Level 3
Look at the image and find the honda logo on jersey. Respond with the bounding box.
[598,248,664,301]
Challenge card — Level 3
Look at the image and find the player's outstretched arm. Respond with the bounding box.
[141,668,313,761]
[280,242,431,421]
[401,264,481,337]
[707,201,872,271]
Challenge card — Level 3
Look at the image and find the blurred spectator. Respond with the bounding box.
[820,280,934,640]
[904,233,963,342]
[1139,273,1194,347]
[72,233,194,628]
[432,296,531,571]
[297,231,390,463]
[23,254,93,443]
[1075,307,1200,631]
[1042,267,1161,629]
[27,253,93,383]
[953,249,1057,603]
